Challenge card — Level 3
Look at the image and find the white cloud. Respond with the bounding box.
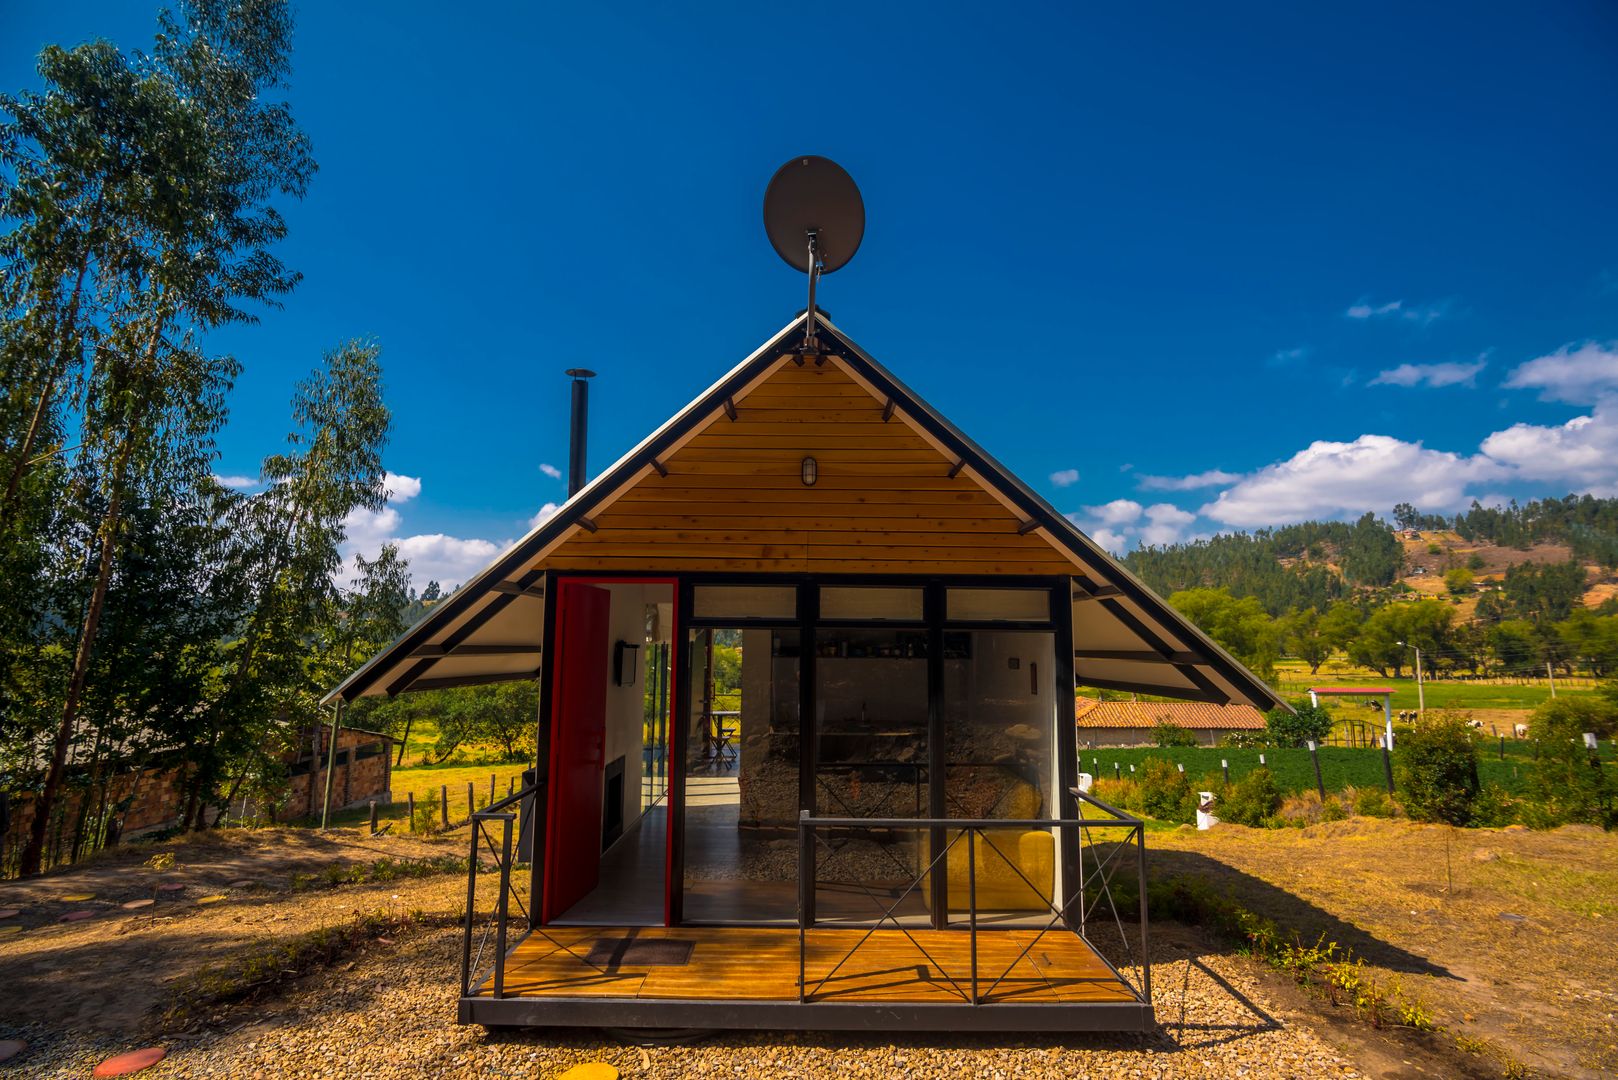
[1370,359,1487,389]
[1480,396,1618,490]
[1503,341,1618,404]
[1268,346,1310,369]
[1069,500,1200,553]
[339,470,510,592]
[528,502,561,529]
[1345,298,1446,324]
[1084,498,1144,526]
[382,472,422,502]
[213,473,259,489]
[1049,468,1080,487]
[1198,435,1503,527]
[539,463,563,480]
[1137,469,1242,491]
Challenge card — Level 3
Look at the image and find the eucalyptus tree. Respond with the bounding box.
[11,0,314,874]
[195,341,390,829]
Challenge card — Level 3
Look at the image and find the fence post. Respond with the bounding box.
[369,800,378,835]
[407,791,416,833]
[507,777,515,798]
[1307,740,1325,800]
[1221,759,1229,784]
[1498,735,1505,760]
[467,781,475,821]
[1382,744,1395,793]
[1113,762,1120,780]
[489,773,496,805]
[440,785,450,830]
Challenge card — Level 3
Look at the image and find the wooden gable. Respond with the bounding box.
[537,357,1080,576]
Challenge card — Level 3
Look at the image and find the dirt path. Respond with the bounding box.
[0,827,465,1032]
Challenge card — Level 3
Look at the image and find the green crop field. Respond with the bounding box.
[1078,740,1615,798]
[1272,659,1595,712]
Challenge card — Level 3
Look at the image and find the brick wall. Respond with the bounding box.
[2,726,393,871]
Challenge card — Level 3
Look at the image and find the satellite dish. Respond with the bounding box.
[763,156,863,352]
[763,156,865,274]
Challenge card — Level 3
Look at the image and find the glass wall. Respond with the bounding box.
[683,626,801,923]
[943,627,1058,923]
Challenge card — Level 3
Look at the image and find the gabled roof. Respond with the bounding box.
[1074,698,1267,731]
[324,313,1284,711]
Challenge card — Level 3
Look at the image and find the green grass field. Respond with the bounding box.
[1078,741,1615,798]
[1272,659,1595,712]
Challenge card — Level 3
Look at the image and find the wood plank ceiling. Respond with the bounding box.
[537,359,1079,576]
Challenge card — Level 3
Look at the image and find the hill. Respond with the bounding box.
[1125,495,1618,619]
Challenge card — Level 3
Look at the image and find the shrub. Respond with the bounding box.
[1266,700,1334,748]
[1217,766,1282,827]
[1521,700,1617,828]
[1466,552,1485,571]
[413,789,443,836]
[1090,777,1139,812]
[1221,730,1270,749]
[1277,790,1325,826]
[1530,697,1618,741]
[1426,542,1443,555]
[1394,712,1481,825]
[1444,567,1474,595]
[1152,721,1199,748]
[1350,785,1399,818]
[1470,783,1519,828]
[1136,758,1193,823]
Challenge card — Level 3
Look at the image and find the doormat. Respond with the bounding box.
[585,937,695,967]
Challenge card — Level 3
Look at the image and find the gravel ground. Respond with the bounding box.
[0,923,1365,1078]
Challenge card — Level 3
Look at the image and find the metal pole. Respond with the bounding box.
[1308,740,1325,800]
[565,369,594,498]
[495,817,512,999]
[967,828,978,1005]
[1382,744,1395,793]
[1137,824,1151,1003]
[461,818,478,994]
[320,701,342,829]
[797,811,809,1004]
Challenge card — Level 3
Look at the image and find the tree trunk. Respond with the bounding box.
[18,307,161,876]
[395,715,413,767]
[20,476,126,875]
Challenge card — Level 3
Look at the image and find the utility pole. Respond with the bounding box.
[1546,660,1557,698]
[1398,640,1425,717]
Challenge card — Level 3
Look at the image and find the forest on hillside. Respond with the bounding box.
[1122,500,1618,690]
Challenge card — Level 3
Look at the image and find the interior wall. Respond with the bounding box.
[600,583,667,846]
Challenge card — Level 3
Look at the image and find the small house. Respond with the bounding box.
[1074,697,1268,747]
[328,312,1281,1034]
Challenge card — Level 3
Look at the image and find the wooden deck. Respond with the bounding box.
[475,925,1136,1006]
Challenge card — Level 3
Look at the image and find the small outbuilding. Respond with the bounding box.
[1074,697,1268,747]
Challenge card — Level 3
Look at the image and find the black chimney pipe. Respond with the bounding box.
[565,368,595,498]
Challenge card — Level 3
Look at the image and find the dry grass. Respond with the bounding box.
[1152,818,1618,1079]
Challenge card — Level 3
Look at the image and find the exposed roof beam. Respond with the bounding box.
[405,668,542,693]
[1017,519,1041,535]
[491,581,546,598]
[409,643,542,658]
[948,459,966,478]
[1074,675,1229,704]
[882,398,896,422]
[723,397,738,421]
[650,458,668,477]
[1076,648,1203,664]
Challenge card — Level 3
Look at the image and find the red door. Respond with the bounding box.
[543,582,611,922]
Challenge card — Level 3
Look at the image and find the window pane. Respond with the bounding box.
[947,587,1050,622]
[684,627,801,923]
[819,586,924,621]
[691,585,797,620]
[944,629,1058,922]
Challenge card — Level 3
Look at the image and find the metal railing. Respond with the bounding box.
[460,781,539,999]
[796,787,1149,1007]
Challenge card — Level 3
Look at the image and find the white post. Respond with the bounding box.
[1309,689,1319,708]
[1383,692,1394,750]
[1547,661,1557,698]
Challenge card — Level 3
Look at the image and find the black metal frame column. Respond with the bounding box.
[798,583,818,927]
[669,578,694,925]
[925,581,948,928]
[530,571,558,925]
[1052,582,1081,930]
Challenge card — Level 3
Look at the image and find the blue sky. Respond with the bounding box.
[5,2,1618,587]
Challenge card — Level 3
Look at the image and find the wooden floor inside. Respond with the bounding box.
[478,925,1137,1005]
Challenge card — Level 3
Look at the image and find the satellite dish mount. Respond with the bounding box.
[763,156,865,359]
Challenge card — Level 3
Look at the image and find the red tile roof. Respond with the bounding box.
[1074,697,1267,731]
